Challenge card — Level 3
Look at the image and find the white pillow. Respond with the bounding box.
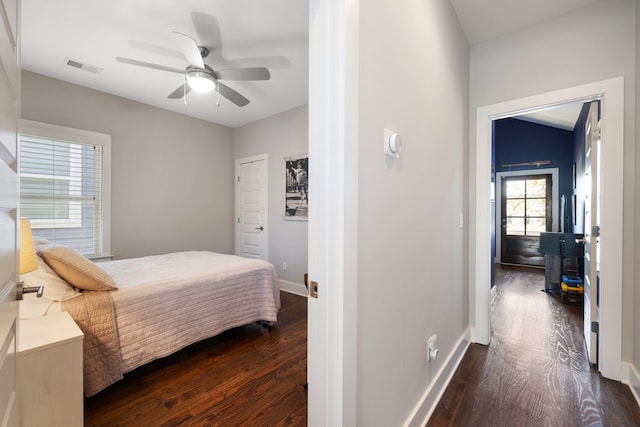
[33,237,52,248]
[20,256,82,301]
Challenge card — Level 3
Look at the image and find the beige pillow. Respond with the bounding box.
[20,256,82,301]
[38,244,116,291]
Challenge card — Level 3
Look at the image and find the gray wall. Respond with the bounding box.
[470,0,637,364]
[635,0,640,379]
[21,71,235,259]
[233,105,308,287]
[355,0,469,424]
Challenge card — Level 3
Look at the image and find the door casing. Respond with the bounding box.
[471,77,624,381]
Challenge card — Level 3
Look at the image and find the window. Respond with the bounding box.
[20,120,111,258]
[504,175,551,237]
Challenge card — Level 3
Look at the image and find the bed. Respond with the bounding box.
[19,242,280,396]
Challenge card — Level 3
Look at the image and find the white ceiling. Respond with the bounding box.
[22,0,309,128]
[22,1,598,129]
[513,101,586,131]
[449,0,601,45]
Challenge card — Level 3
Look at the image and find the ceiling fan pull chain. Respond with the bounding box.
[183,79,187,105]
[216,84,221,107]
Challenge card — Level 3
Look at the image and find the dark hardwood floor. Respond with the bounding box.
[428,264,640,426]
[84,291,308,426]
[83,268,640,426]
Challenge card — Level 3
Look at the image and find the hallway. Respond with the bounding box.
[428,265,640,426]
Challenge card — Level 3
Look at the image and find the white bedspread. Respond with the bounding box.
[100,251,280,373]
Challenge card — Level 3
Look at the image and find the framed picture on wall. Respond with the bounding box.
[284,154,308,220]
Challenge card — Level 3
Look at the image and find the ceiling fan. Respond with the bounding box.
[116,31,270,107]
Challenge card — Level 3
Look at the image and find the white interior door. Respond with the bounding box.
[235,155,268,260]
[0,0,21,424]
[583,101,600,365]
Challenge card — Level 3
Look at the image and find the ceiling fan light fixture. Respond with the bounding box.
[186,68,215,93]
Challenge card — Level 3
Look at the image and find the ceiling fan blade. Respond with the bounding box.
[214,67,271,81]
[224,56,291,70]
[128,40,184,61]
[167,83,191,99]
[116,57,184,74]
[172,31,205,69]
[217,82,250,107]
[191,12,223,59]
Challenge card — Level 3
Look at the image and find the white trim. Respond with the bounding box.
[495,168,559,263]
[471,77,624,380]
[20,119,110,146]
[278,279,308,297]
[625,362,640,409]
[308,0,359,424]
[403,328,471,427]
[19,119,112,257]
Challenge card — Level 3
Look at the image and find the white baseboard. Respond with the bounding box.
[278,279,308,297]
[403,328,471,427]
[625,362,640,409]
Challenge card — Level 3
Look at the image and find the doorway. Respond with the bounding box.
[471,77,624,381]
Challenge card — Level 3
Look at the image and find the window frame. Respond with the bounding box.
[504,176,551,237]
[20,119,112,258]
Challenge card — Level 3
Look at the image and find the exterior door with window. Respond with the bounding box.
[501,174,552,266]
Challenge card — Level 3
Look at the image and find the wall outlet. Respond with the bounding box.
[282,261,287,271]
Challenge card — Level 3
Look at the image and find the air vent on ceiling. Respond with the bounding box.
[64,57,102,74]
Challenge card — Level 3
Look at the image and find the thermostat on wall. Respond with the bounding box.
[384,128,402,159]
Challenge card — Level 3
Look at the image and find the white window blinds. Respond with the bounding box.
[19,121,111,258]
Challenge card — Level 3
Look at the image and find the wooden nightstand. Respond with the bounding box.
[18,311,84,427]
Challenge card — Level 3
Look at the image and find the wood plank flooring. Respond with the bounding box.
[84,291,308,426]
[428,264,640,426]
[83,268,640,426]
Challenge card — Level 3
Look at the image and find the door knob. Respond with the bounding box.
[17,282,44,300]
[255,226,264,231]
[575,237,586,244]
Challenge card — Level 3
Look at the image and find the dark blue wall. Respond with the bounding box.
[494,117,575,232]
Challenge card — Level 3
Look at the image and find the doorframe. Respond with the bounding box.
[308,0,359,424]
[471,77,624,381]
[495,168,559,263]
[234,153,269,261]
